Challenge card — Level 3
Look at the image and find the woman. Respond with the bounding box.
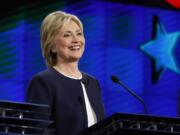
[26,11,105,135]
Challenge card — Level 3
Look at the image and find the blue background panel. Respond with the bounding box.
[0,0,180,118]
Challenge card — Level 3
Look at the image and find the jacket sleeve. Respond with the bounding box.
[95,79,106,120]
[26,75,53,106]
[25,76,55,135]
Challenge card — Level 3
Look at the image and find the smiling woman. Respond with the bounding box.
[53,20,85,64]
[25,11,105,135]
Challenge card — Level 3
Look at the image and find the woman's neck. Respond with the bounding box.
[53,62,82,79]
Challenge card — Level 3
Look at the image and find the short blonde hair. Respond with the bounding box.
[41,11,83,67]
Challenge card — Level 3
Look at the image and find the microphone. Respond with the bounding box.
[111,75,148,114]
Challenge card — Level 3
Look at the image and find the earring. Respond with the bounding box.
[51,49,56,53]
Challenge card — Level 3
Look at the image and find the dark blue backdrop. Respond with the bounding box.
[0,0,180,118]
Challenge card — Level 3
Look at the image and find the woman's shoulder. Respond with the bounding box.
[81,72,98,82]
[34,68,53,77]
[32,68,61,81]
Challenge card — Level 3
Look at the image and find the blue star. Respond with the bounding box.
[140,22,180,81]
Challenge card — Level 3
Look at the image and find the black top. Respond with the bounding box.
[26,68,105,135]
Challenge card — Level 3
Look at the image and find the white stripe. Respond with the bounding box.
[81,82,97,127]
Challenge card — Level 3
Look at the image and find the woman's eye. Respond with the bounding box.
[63,34,70,37]
[77,32,83,36]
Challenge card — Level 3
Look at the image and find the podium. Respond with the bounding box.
[79,113,180,135]
[0,100,53,135]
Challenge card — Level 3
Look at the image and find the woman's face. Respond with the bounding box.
[53,20,85,63]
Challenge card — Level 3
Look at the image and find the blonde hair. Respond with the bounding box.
[41,11,83,67]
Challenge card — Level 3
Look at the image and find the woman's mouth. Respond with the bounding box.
[68,45,81,51]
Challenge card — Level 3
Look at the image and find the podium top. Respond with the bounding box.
[113,113,180,124]
[0,116,53,134]
[79,113,180,135]
[0,100,50,115]
[0,100,54,134]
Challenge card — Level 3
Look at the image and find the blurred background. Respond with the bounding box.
[0,0,180,118]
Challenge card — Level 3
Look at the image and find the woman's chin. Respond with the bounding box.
[68,56,82,62]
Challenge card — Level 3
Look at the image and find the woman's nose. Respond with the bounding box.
[72,35,79,43]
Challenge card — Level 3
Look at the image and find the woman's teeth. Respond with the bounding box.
[69,45,80,50]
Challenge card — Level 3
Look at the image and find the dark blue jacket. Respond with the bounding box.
[26,68,105,135]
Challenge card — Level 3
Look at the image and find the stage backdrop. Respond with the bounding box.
[0,0,180,117]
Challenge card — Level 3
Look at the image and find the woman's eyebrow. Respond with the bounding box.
[76,29,82,32]
[63,29,82,33]
[62,31,71,33]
